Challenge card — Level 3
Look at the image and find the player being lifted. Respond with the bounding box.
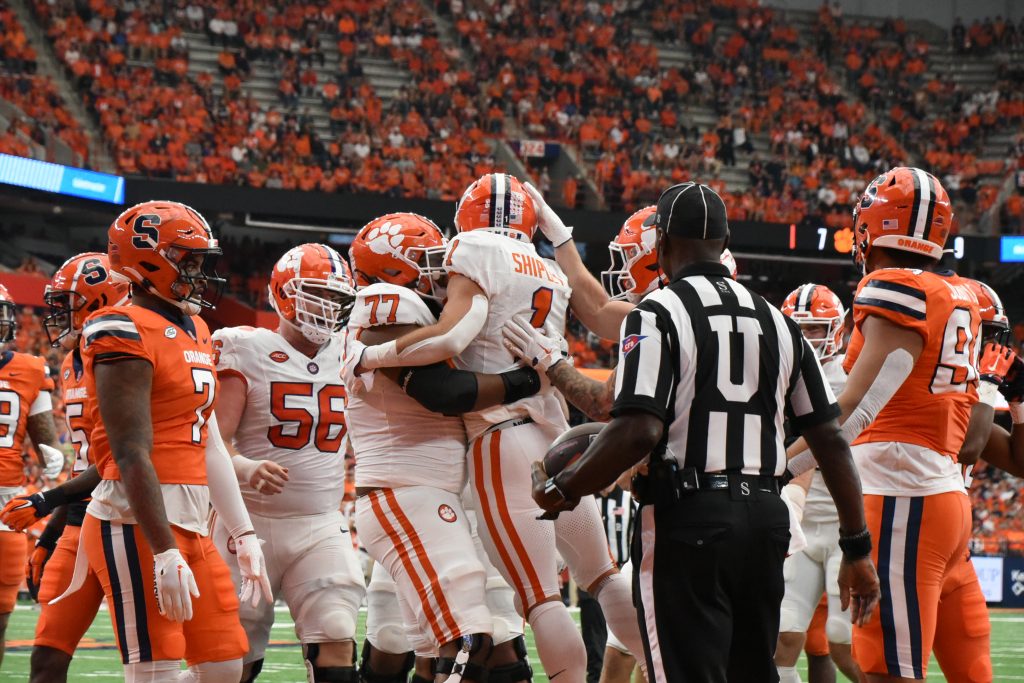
[346,213,542,683]
[775,284,862,683]
[785,168,983,682]
[346,175,644,681]
[75,201,271,682]
[211,243,367,683]
[0,283,64,669]
[0,253,128,683]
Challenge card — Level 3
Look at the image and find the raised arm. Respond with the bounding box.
[524,182,632,340]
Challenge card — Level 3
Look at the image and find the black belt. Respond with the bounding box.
[632,464,781,506]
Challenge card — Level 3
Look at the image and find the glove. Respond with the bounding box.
[153,548,200,622]
[26,539,55,602]
[999,353,1024,403]
[40,444,66,480]
[340,337,374,394]
[502,316,567,372]
[234,534,273,608]
[523,181,573,247]
[1,492,54,531]
[979,342,1015,386]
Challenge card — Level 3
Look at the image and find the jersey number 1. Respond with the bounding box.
[530,287,553,328]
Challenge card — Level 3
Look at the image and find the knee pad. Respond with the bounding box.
[173,659,245,683]
[320,608,358,643]
[123,660,181,683]
[489,635,533,683]
[242,658,265,683]
[825,614,852,646]
[778,605,802,634]
[367,624,411,656]
[305,643,358,683]
[359,640,414,683]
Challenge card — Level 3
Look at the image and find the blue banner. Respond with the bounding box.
[999,236,1024,263]
[1001,556,1024,607]
[0,153,124,204]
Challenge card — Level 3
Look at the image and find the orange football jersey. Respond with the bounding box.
[80,306,218,485]
[60,349,93,477]
[0,351,55,487]
[844,268,981,458]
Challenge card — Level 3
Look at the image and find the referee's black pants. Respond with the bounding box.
[632,488,791,683]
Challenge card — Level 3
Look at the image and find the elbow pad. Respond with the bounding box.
[363,295,488,369]
[399,364,479,415]
[500,367,541,404]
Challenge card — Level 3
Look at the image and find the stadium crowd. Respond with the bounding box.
[0,0,1020,233]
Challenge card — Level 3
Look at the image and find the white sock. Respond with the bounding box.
[528,601,587,681]
[594,573,646,661]
[777,664,802,683]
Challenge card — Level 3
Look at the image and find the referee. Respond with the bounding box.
[532,183,880,682]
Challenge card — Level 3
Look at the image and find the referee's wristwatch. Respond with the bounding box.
[838,527,873,560]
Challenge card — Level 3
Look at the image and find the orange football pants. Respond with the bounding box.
[81,514,248,666]
[34,524,106,655]
[932,553,992,683]
[853,492,970,680]
[804,595,830,657]
[0,529,23,613]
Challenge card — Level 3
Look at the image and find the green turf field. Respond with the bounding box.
[3,603,1024,681]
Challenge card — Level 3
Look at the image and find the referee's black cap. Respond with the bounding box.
[654,182,729,240]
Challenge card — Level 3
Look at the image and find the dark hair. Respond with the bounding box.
[874,246,936,271]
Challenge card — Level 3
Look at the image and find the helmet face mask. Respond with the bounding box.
[601,206,663,303]
[43,289,84,348]
[0,300,15,344]
[285,279,356,345]
[794,317,843,360]
[165,246,225,315]
[782,283,845,360]
[406,244,449,302]
[43,252,130,348]
[351,213,448,303]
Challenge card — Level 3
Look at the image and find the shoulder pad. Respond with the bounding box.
[350,283,436,329]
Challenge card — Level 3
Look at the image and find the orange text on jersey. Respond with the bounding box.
[511,253,566,285]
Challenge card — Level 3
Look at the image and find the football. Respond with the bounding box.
[543,423,606,476]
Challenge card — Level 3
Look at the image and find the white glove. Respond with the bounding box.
[39,444,65,479]
[502,316,567,372]
[523,182,573,247]
[153,549,200,622]
[340,337,374,394]
[234,534,273,608]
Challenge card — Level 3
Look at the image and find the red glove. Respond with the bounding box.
[979,342,1016,386]
[26,542,54,602]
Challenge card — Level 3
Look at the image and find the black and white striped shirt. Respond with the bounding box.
[610,262,840,476]
[597,487,634,566]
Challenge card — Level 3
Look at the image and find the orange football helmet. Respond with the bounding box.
[0,284,15,343]
[350,213,448,302]
[964,278,1010,345]
[781,283,846,360]
[44,253,130,349]
[852,167,953,272]
[107,200,225,315]
[270,244,357,345]
[602,206,665,303]
[720,248,738,279]
[454,173,538,241]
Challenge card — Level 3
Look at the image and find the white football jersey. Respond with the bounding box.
[213,326,347,517]
[803,355,848,525]
[346,283,468,494]
[444,230,573,441]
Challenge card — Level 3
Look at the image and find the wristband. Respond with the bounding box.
[1010,402,1024,425]
[40,487,68,510]
[499,367,541,404]
[838,527,873,560]
[545,475,575,505]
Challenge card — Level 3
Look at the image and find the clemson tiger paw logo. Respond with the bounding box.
[438,504,457,523]
[833,227,854,254]
[365,222,405,254]
[277,248,303,274]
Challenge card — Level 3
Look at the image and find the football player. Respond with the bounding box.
[784,168,986,682]
[0,253,128,682]
[347,213,542,683]
[346,178,645,681]
[0,282,64,669]
[775,284,862,683]
[74,201,271,682]
[210,243,367,683]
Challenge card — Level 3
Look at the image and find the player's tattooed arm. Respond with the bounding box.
[27,406,62,459]
[547,362,615,422]
[95,358,178,554]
